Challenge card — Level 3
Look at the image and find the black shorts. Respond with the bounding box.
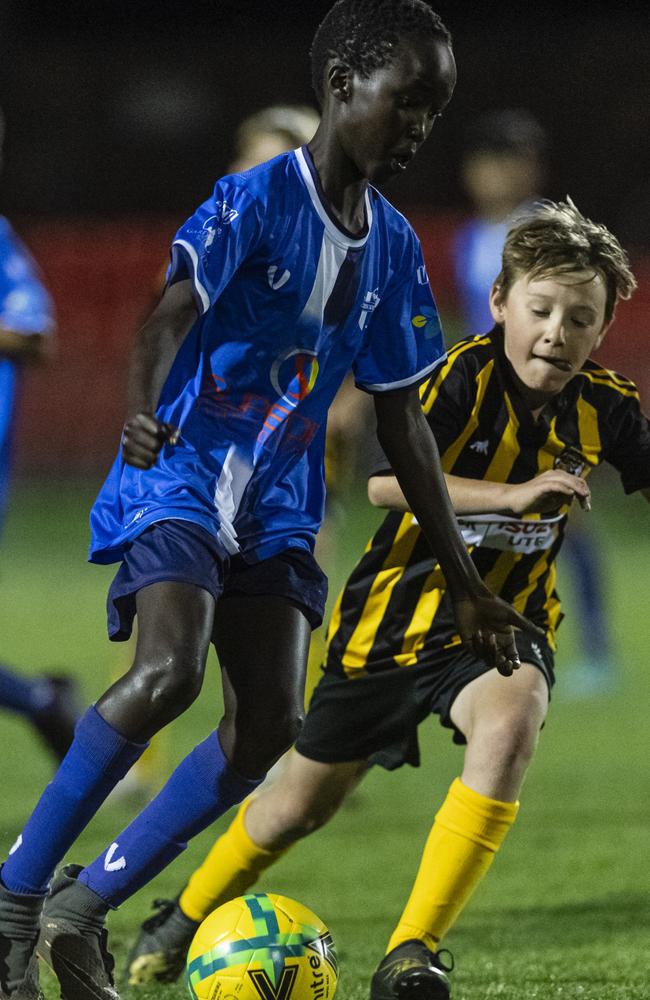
[295,630,555,770]
[106,519,328,640]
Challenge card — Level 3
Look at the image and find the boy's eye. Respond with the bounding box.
[532,309,549,317]
[572,318,589,329]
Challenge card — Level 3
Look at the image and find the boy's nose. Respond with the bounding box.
[545,321,567,345]
[407,117,427,142]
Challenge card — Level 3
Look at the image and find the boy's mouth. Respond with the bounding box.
[533,355,573,372]
[389,149,416,172]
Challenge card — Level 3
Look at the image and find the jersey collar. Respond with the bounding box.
[294,146,373,250]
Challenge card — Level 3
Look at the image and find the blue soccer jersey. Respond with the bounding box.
[90,147,446,564]
[452,217,509,335]
[0,217,55,530]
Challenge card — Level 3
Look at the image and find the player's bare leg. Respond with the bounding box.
[451,661,549,801]
[372,664,549,1000]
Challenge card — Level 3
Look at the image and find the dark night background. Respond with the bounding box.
[0,0,648,248]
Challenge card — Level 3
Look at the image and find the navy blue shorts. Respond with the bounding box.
[106,519,328,641]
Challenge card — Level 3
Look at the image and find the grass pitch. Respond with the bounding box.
[1,477,648,1000]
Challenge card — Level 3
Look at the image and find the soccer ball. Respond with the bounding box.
[186,892,338,1000]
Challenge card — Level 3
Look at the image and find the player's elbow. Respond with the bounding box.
[367,476,389,508]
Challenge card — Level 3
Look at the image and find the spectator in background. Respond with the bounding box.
[0,107,80,761]
[452,108,616,695]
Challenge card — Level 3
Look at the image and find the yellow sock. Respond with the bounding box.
[179,797,287,923]
[387,778,519,953]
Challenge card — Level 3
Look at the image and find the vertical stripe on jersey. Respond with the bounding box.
[576,397,602,468]
[398,566,445,664]
[299,235,348,326]
[441,360,495,470]
[543,563,562,646]
[326,533,376,648]
[339,515,421,671]
[484,392,520,482]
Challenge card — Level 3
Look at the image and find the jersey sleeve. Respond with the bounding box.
[0,226,55,335]
[603,388,650,493]
[168,178,263,315]
[367,345,479,477]
[352,229,446,393]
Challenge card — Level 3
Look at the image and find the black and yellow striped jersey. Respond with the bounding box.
[326,327,650,675]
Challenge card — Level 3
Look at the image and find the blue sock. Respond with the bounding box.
[79,731,261,907]
[1,706,148,895]
[0,665,52,716]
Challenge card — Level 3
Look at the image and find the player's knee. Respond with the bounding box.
[131,657,204,721]
[473,712,540,772]
[274,792,339,841]
[259,707,305,762]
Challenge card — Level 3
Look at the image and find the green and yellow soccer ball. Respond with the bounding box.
[186,893,338,1000]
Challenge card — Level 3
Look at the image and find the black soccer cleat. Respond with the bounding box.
[126,898,200,985]
[0,868,45,998]
[370,939,454,1000]
[31,676,81,762]
[37,865,118,1000]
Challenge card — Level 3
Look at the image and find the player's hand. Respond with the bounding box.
[452,588,545,677]
[508,470,591,515]
[121,413,179,469]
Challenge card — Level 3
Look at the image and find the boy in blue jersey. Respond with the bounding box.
[0,109,80,764]
[0,4,539,998]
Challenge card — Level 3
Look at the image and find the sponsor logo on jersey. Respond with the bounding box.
[411,306,439,339]
[201,203,240,248]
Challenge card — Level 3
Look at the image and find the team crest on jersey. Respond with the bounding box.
[358,288,380,330]
[554,446,588,476]
[411,306,440,339]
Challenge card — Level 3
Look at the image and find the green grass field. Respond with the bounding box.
[1,477,649,1000]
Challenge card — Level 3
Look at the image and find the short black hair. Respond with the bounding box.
[463,109,547,161]
[310,0,452,107]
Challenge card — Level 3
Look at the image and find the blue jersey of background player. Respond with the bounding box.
[89,145,448,568]
[0,6,541,999]
[0,118,80,764]
[0,216,54,524]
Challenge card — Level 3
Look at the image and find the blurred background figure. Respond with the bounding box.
[228,104,321,172]
[0,107,80,761]
[452,108,616,695]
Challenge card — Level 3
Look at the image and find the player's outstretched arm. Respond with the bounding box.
[374,387,543,675]
[369,467,591,515]
[122,279,198,469]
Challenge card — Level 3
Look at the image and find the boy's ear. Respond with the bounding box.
[326,62,352,103]
[489,283,505,324]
